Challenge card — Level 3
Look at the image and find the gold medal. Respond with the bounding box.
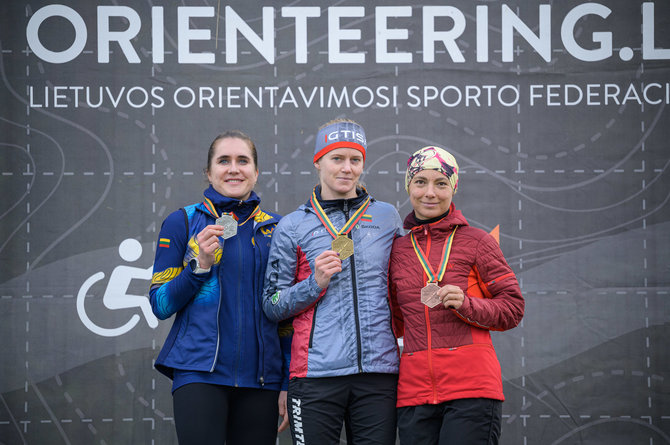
[421,282,442,308]
[331,235,354,260]
[310,187,370,262]
[216,213,238,239]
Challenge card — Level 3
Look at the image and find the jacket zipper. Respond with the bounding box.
[255,223,265,386]
[422,226,438,403]
[233,233,243,385]
[344,200,364,373]
[308,304,319,348]
[210,237,223,373]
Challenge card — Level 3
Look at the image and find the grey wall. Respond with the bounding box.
[1,1,669,444]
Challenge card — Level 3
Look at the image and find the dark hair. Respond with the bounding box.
[206,130,258,174]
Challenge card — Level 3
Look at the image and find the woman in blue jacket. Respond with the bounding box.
[150,130,290,444]
[263,119,403,444]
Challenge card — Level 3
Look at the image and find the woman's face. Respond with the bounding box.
[207,137,259,200]
[314,148,364,200]
[408,169,454,220]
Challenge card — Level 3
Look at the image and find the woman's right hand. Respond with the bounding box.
[195,224,224,269]
[313,250,342,289]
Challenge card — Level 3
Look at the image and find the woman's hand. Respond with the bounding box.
[438,284,465,310]
[195,224,224,269]
[313,250,342,289]
[278,390,289,433]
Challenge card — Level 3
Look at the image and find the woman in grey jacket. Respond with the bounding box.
[262,118,403,445]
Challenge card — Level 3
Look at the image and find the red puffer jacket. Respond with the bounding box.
[389,204,524,408]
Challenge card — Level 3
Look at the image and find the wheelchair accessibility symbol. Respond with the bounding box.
[77,238,158,337]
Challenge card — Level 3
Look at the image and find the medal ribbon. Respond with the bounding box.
[309,187,371,239]
[239,206,260,226]
[203,198,259,224]
[410,227,457,284]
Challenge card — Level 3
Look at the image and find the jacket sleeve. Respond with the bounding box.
[454,232,525,331]
[387,243,405,339]
[278,319,293,390]
[262,216,325,322]
[149,210,210,320]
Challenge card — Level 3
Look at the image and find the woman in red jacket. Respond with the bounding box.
[389,146,525,445]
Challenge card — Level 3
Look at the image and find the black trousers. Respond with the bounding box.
[397,398,502,445]
[288,373,398,445]
[172,383,279,445]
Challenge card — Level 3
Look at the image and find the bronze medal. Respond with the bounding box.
[216,214,238,239]
[331,235,354,260]
[421,282,442,308]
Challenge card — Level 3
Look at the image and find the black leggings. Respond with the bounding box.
[397,398,502,445]
[173,383,279,445]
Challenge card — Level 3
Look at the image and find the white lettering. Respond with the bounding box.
[423,6,466,63]
[97,6,141,63]
[24,4,666,65]
[178,7,214,64]
[225,6,275,64]
[282,7,320,64]
[562,3,612,62]
[375,6,412,63]
[642,2,670,60]
[502,4,551,62]
[26,5,87,64]
[152,7,164,64]
[329,7,365,63]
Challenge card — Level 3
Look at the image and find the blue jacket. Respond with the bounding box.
[262,187,403,378]
[150,187,290,389]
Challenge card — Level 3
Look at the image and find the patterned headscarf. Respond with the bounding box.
[405,146,459,193]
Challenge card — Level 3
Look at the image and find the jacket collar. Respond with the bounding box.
[403,203,468,234]
[202,185,261,221]
[307,185,370,211]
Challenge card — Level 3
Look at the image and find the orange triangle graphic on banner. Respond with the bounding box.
[489,225,500,245]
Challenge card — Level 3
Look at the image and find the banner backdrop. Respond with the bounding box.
[1,1,669,444]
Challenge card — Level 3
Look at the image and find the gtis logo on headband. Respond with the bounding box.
[325,129,366,145]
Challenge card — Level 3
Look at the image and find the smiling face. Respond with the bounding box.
[408,169,454,220]
[206,137,259,200]
[314,147,364,200]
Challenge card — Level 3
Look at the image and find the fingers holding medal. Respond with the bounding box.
[314,250,342,289]
[196,224,225,267]
[438,284,464,310]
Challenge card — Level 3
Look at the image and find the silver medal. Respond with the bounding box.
[216,214,238,239]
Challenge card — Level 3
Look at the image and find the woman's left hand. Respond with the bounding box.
[278,390,289,433]
[438,284,465,310]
